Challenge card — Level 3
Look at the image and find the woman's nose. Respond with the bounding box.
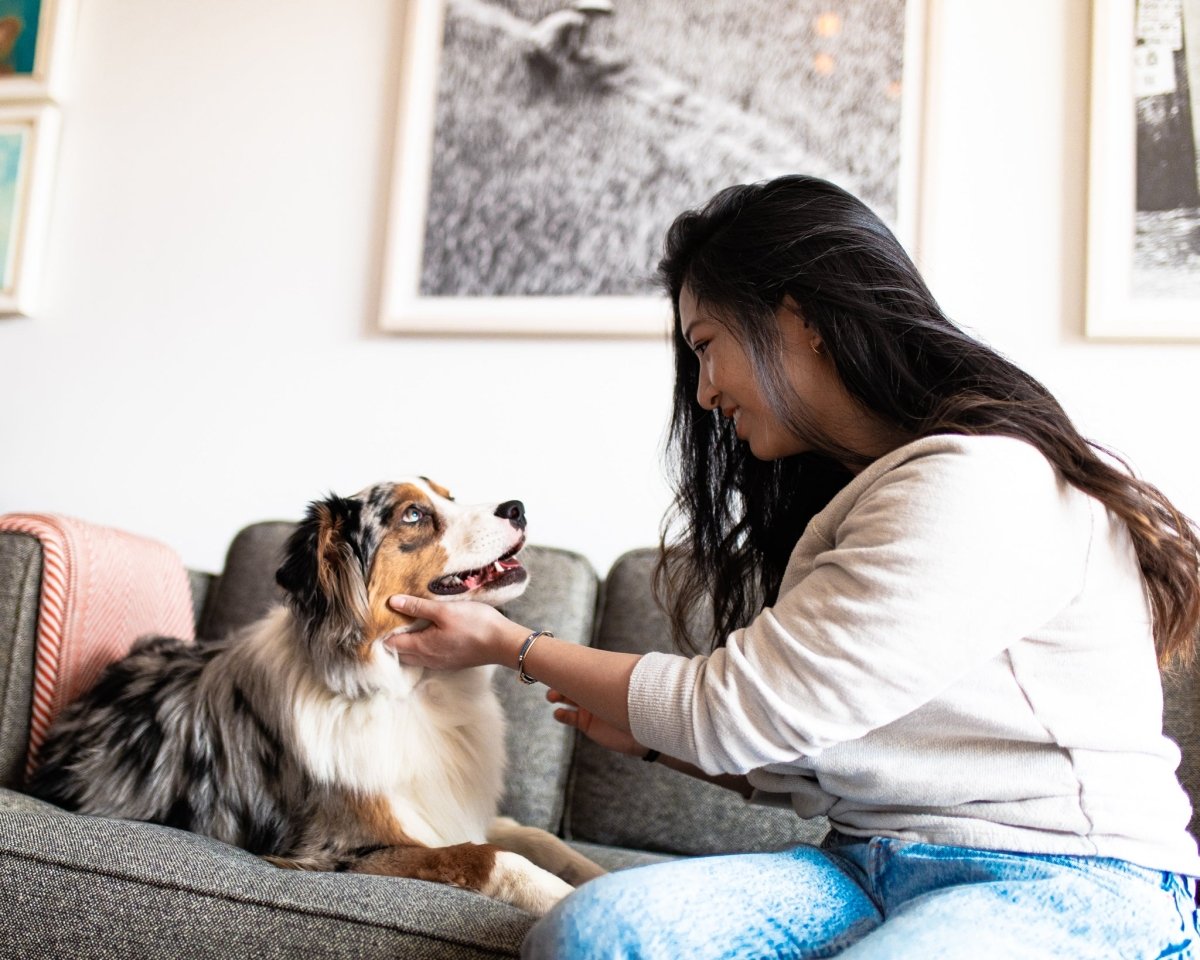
[695,368,718,411]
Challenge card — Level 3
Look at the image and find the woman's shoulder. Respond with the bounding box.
[811,433,1069,534]
[879,432,1051,473]
[859,433,1058,495]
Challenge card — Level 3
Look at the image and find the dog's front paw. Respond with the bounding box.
[485,851,575,916]
[485,816,607,887]
[559,856,607,886]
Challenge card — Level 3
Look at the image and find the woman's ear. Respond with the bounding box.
[780,294,810,327]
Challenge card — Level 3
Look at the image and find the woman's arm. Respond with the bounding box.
[547,690,753,798]
[386,595,752,797]
[385,593,641,735]
[650,754,754,797]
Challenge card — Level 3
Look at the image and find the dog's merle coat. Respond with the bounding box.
[27,479,602,914]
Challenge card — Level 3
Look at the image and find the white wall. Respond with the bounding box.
[1,0,1197,578]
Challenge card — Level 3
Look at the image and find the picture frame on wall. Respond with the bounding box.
[0,103,59,316]
[0,0,74,102]
[379,0,927,337]
[1087,0,1200,340]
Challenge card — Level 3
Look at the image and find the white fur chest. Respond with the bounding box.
[290,648,508,847]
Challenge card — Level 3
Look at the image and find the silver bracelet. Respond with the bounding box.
[517,630,553,685]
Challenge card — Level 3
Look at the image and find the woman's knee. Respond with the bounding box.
[522,870,653,960]
[521,848,881,960]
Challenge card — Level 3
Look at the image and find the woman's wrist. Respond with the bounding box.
[495,622,534,671]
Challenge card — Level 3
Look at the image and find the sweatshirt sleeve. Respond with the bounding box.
[627,437,1095,775]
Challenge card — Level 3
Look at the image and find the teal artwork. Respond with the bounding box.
[0,129,26,291]
[0,0,41,75]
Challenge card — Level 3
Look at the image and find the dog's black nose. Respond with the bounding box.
[496,500,526,530]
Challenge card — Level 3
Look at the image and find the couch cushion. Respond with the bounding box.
[187,569,216,632]
[0,789,533,959]
[197,522,597,834]
[565,839,676,873]
[563,548,827,856]
[488,545,599,833]
[195,521,293,641]
[1162,658,1200,840]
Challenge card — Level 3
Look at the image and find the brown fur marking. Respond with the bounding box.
[351,792,420,846]
[314,504,344,595]
[421,477,454,500]
[362,483,450,644]
[348,842,500,892]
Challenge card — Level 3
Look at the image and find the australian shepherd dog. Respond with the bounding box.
[27,478,604,915]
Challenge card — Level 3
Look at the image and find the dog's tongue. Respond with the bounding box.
[463,557,523,590]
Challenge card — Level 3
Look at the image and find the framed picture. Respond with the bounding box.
[0,0,74,101]
[0,103,59,316]
[379,0,927,337]
[1087,0,1200,340]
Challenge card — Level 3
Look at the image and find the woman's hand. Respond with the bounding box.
[385,594,528,671]
[547,689,643,757]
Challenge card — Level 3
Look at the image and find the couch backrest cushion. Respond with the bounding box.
[199,522,597,834]
[563,548,826,856]
[489,545,599,833]
[196,522,294,641]
[1162,660,1200,840]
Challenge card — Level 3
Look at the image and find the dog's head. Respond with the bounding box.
[275,478,529,672]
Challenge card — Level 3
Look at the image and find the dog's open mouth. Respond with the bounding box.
[428,543,527,596]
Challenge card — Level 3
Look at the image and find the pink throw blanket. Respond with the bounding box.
[0,513,195,780]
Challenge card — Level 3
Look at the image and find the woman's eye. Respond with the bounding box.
[402,506,423,523]
[693,341,709,356]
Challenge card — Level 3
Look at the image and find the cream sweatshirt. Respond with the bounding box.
[628,434,1200,876]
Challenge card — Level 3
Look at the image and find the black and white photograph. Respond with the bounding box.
[1134,0,1200,299]
[1088,0,1200,339]
[380,0,925,334]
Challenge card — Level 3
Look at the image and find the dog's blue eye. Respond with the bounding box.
[402,506,423,524]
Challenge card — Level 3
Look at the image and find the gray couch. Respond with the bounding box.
[3,522,1199,958]
[0,522,824,958]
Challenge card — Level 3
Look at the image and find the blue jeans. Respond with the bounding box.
[522,838,1198,959]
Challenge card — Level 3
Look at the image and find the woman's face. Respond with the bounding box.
[679,284,884,465]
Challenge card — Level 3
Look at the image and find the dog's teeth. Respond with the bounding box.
[494,561,504,573]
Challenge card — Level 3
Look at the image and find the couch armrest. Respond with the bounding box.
[0,531,42,788]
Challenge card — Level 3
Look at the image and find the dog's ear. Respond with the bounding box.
[276,494,368,637]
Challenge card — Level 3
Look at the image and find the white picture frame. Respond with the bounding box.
[1087,0,1200,340]
[0,0,75,102]
[0,103,59,317]
[379,0,927,337]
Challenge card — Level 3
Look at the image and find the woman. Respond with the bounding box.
[387,175,1200,958]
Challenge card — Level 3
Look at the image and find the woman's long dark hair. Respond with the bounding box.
[654,174,1200,667]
